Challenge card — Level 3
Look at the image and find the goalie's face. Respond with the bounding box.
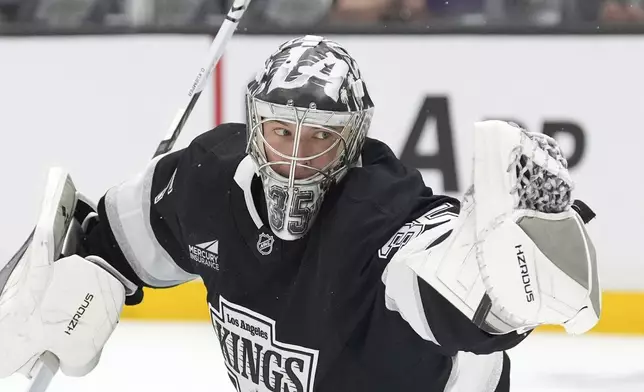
[262,120,343,180]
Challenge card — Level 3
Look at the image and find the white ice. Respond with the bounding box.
[0,321,642,392]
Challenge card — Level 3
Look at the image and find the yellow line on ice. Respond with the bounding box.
[121,282,644,334]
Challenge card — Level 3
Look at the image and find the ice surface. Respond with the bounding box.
[1,321,642,391]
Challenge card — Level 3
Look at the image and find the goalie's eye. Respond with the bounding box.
[313,131,332,140]
[273,128,291,137]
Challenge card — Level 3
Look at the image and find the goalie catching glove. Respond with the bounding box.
[0,168,137,380]
[386,120,600,336]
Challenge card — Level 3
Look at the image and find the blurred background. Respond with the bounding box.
[0,0,642,30]
[2,1,644,391]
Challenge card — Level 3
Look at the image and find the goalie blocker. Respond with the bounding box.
[0,168,137,382]
[384,120,600,336]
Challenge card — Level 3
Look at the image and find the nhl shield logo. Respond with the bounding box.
[257,232,275,256]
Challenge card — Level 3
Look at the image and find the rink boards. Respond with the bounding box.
[0,34,641,333]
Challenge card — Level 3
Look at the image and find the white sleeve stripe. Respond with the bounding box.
[105,156,198,287]
[382,206,457,346]
[444,351,504,392]
[383,262,440,345]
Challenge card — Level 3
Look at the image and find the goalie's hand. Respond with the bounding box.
[472,120,600,335]
[0,168,132,380]
[0,252,126,379]
[387,121,600,338]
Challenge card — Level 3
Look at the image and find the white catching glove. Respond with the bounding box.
[390,120,600,336]
[0,168,135,380]
[471,120,600,334]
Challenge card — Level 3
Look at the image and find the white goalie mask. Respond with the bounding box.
[246,35,375,240]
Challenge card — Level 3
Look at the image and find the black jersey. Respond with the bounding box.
[85,123,529,392]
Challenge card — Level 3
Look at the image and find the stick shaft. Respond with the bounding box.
[25,352,59,392]
[153,0,252,158]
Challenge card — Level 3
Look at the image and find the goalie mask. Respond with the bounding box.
[246,35,375,241]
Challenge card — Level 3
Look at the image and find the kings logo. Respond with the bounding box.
[210,296,319,392]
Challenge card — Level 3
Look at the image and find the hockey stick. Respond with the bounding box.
[21,2,252,391]
[153,0,253,157]
[24,353,59,392]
